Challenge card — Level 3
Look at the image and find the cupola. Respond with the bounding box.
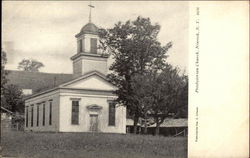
[71,4,108,78]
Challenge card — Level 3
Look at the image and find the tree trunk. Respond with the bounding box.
[155,116,164,136]
[143,114,148,134]
[144,121,148,134]
[155,123,160,135]
[133,116,139,134]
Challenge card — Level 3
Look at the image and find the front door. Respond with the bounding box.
[89,114,98,132]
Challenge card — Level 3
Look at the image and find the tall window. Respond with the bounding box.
[31,106,34,127]
[90,38,97,54]
[42,103,45,126]
[49,101,52,125]
[71,100,79,125]
[26,106,29,127]
[108,101,116,126]
[37,105,39,126]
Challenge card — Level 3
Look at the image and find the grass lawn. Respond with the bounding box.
[0,131,187,158]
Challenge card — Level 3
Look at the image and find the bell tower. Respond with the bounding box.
[71,4,108,78]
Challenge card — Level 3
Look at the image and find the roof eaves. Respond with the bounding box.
[25,87,60,101]
[1,107,13,114]
[59,70,109,88]
[70,53,109,61]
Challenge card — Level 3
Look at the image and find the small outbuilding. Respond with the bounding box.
[147,118,188,136]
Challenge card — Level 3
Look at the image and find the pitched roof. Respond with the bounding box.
[126,118,141,126]
[59,70,110,87]
[6,70,74,94]
[149,118,188,128]
[24,70,116,100]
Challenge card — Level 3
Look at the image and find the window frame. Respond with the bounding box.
[25,106,29,127]
[31,105,34,127]
[108,101,116,126]
[90,38,97,54]
[42,102,45,126]
[37,104,39,127]
[71,99,80,125]
[77,39,83,53]
[49,100,52,125]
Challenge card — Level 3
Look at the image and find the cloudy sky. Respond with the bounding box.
[2,1,188,74]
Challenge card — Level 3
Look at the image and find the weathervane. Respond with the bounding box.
[88,1,95,23]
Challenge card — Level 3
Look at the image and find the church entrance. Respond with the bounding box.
[89,114,98,132]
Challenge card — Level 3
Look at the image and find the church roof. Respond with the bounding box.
[6,70,74,94]
[24,70,116,100]
[59,70,111,87]
[75,22,99,37]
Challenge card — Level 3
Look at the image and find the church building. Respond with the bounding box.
[23,9,126,133]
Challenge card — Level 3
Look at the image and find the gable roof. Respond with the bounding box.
[24,71,117,99]
[59,70,113,88]
[126,118,141,126]
[6,70,74,94]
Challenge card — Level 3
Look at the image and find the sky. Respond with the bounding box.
[2,1,189,74]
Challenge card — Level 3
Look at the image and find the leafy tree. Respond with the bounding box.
[131,64,188,135]
[1,50,25,114]
[99,16,172,133]
[18,59,44,72]
[1,49,8,91]
[1,49,9,113]
[2,84,24,113]
[130,73,154,134]
[150,65,187,135]
[175,75,188,118]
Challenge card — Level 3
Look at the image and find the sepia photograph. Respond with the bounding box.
[1,1,188,158]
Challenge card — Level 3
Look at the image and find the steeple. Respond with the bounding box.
[70,2,108,78]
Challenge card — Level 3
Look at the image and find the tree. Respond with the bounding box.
[175,75,188,118]
[1,49,25,113]
[99,16,172,133]
[18,59,44,72]
[130,73,154,134]
[1,49,9,112]
[1,49,8,91]
[131,64,188,135]
[2,84,24,113]
[150,65,187,135]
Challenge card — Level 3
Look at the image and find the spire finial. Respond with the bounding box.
[88,1,95,23]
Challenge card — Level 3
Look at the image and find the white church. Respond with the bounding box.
[24,9,126,133]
